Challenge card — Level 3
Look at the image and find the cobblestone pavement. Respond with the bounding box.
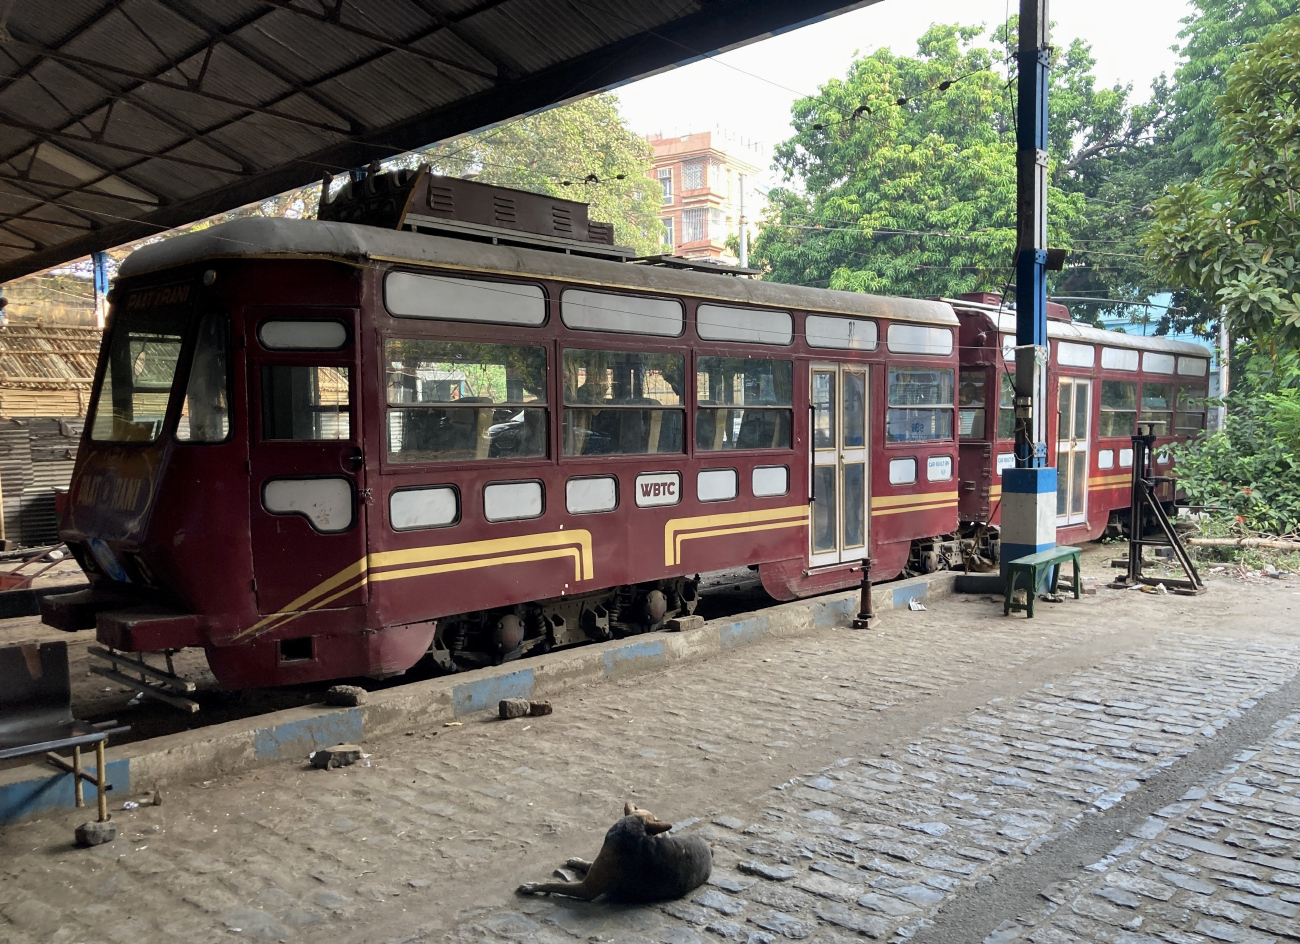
[1,576,1299,944]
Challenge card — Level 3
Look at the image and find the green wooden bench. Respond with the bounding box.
[1004,545,1082,618]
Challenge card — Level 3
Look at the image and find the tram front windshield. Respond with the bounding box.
[89,306,188,443]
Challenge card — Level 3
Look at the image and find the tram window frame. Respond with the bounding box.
[1139,381,1176,435]
[384,271,548,327]
[560,289,685,338]
[958,369,987,440]
[561,348,686,457]
[1176,384,1208,435]
[176,310,233,444]
[383,339,548,464]
[886,366,955,444]
[260,365,353,442]
[997,372,1016,440]
[1098,380,1138,438]
[695,356,793,452]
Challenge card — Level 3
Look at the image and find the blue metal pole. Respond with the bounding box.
[1002,0,1057,574]
[92,251,109,329]
[1014,0,1049,468]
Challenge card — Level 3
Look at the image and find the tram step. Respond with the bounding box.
[96,607,204,651]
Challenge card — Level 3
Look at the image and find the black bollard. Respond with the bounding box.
[852,557,875,629]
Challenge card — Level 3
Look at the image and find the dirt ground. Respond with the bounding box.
[1,545,1298,944]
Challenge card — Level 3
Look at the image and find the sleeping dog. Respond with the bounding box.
[517,803,712,902]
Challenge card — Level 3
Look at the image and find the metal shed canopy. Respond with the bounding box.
[0,0,878,282]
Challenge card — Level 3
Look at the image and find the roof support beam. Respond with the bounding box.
[0,38,355,135]
[256,0,499,82]
[152,0,365,136]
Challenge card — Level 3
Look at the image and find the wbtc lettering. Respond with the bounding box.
[640,481,676,498]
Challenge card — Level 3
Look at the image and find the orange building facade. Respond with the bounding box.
[646,132,763,264]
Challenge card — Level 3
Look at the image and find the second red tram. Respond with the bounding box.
[42,177,1211,690]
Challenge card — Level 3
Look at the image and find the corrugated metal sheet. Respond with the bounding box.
[0,0,875,281]
[0,413,79,546]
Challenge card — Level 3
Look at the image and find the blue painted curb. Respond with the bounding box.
[1,571,955,826]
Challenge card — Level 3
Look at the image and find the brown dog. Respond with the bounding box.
[517,803,712,902]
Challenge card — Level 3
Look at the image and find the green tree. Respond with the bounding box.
[751,22,1160,305]
[1144,14,1300,350]
[417,94,661,255]
[1167,0,1298,179]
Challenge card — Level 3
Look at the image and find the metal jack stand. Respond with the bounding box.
[852,558,875,629]
[1111,429,1205,595]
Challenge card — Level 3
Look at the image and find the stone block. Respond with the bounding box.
[75,820,116,846]
[666,615,704,632]
[324,684,367,706]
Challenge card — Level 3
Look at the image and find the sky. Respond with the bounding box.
[614,0,1193,190]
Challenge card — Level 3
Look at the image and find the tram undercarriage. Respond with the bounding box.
[429,575,701,672]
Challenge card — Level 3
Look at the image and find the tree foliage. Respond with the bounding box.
[1173,346,1300,534]
[750,22,1168,307]
[1144,14,1300,349]
[1167,0,1299,178]
[417,94,661,255]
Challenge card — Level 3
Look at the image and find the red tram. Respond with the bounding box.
[42,175,1211,690]
[949,294,1211,548]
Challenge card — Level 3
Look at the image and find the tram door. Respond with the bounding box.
[1056,378,1090,526]
[246,308,369,621]
[809,363,869,567]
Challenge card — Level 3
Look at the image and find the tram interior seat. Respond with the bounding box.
[737,409,784,450]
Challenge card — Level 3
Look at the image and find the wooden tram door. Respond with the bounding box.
[1056,378,1090,527]
[809,363,869,567]
[246,308,369,622]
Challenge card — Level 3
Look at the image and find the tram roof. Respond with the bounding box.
[945,299,1211,358]
[118,216,960,327]
[0,0,880,282]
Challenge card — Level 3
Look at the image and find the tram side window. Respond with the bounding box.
[998,372,1016,440]
[696,357,793,451]
[261,366,351,440]
[1177,385,1208,435]
[958,370,986,439]
[1139,382,1175,435]
[385,340,546,463]
[1098,381,1137,437]
[177,312,231,442]
[89,311,185,443]
[563,349,684,456]
[887,367,954,443]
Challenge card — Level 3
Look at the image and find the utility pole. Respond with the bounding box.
[738,172,748,269]
[1002,0,1056,572]
[92,251,110,330]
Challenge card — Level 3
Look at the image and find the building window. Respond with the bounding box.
[683,160,704,190]
[682,208,705,243]
[709,160,723,191]
[658,168,672,205]
[709,208,725,240]
[662,217,674,248]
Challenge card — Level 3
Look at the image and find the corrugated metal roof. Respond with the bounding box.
[0,0,879,281]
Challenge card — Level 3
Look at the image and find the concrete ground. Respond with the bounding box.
[2,552,1299,944]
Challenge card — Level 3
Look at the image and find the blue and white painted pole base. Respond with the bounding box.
[1001,467,1058,582]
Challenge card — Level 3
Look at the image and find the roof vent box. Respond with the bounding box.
[318,169,619,253]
